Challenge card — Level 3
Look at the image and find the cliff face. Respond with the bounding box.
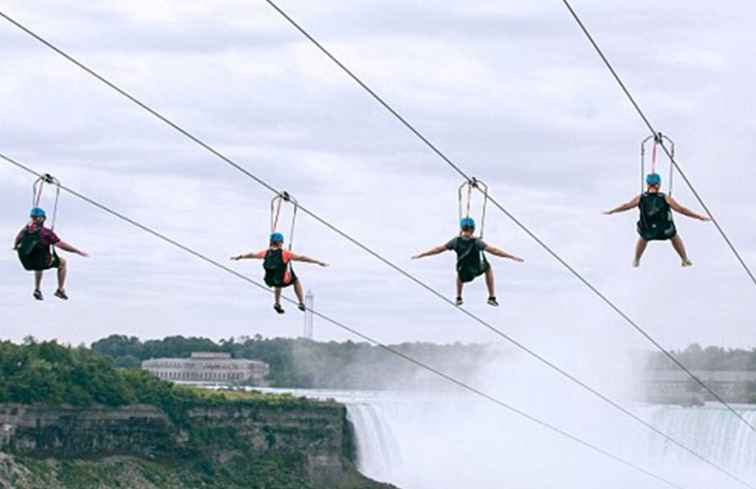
[0,401,393,489]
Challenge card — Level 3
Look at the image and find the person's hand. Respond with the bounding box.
[231,255,242,261]
[700,216,712,222]
[79,251,89,257]
[318,261,329,267]
[603,210,613,215]
[411,255,420,260]
[513,256,525,263]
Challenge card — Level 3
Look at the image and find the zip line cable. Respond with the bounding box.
[1,8,754,474]
[257,0,756,434]
[558,0,756,287]
[556,0,756,432]
[2,152,689,489]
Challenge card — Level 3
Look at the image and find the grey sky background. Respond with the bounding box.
[1,0,754,351]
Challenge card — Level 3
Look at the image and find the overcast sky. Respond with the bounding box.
[1,0,755,353]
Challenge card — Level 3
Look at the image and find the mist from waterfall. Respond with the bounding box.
[345,394,756,489]
[286,312,756,489]
[338,327,756,489]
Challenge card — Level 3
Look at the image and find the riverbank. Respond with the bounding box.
[0,341,396,489]
[0,396,394,489]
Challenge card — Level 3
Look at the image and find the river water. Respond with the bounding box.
[265,388,756,489]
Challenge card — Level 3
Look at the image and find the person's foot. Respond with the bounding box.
[632,258,640,268]
[33,289,43,301]
[54,289,68,301]
[298,303,306,312]
[682,259,693,267]
[274,303,285,314]
[487,297,499,307]
[454,297,464,306]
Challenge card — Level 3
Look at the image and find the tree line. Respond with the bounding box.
[91,334,504,389]
[646,343,756,371]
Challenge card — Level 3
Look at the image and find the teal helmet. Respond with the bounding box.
[460,217,476,229]
[646,173,662,186]
[270,232,284,243]
[30,207,46,218]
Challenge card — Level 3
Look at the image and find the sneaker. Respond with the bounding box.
[487,297,499,307]
[298,303,306,312]
[682,259,693,267]
[273,303,285,314]
[54,289,68,301]
[454,297,464,306]
[33,289,43,301]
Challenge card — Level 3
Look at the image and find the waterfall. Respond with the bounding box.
[344,397,756,489]
[642,406,756,473]
[346,402,404,482]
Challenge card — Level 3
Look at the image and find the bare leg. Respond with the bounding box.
[634,239,648,267]
[34,271,43,291]
[671,235,692,266]
[56,257,67,291]
[456,277,463,299]
[484,267,496,298]
[293,280,305,305]
[274,287,282,304]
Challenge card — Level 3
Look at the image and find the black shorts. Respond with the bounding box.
[457,260,490,283]
[18,249,60,271]
[637,223,677,242]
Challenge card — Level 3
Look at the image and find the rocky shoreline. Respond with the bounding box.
[0,401,396,489]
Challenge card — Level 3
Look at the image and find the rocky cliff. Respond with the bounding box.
[0,399,395,489]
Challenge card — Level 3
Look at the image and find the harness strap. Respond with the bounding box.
[31,173,61,231]
[651,138,658,174]
[270,191,298,250]
[457,178,489,239]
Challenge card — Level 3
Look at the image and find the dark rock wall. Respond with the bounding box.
[0,401,367,488]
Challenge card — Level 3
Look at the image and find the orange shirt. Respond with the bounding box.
[254,249,292,263]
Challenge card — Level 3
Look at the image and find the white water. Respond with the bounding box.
[341,393,756,489]
[260,385,756,488]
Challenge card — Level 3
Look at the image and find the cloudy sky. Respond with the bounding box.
[1,0,755,352]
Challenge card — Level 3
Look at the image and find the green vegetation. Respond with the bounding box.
[7,453,392,489]
[91,334,500,389]
[12,455,320,489]
[0,339,317,425]
[0,340,393,489]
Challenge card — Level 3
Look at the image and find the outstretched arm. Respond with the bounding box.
[604,195,641,215]
[231,251,264,261]
[667,196,711,221]
[485,245,524,262]
[57,240,88,257]
[290,253,328,267]
[412,245,448,260]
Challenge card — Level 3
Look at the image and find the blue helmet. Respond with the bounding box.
[270,232,284,243]
[30,207,46,218]
[460,217,476,229]
[646,173,662,186]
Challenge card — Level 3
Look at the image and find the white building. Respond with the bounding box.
[142,352,269,386]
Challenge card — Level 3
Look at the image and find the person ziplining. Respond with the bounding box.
[604,134,710,267]
[231,193,327,314]
[13,175,88,301]
[412,179,524,307]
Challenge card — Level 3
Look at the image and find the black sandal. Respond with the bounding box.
[273,303,285,314]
